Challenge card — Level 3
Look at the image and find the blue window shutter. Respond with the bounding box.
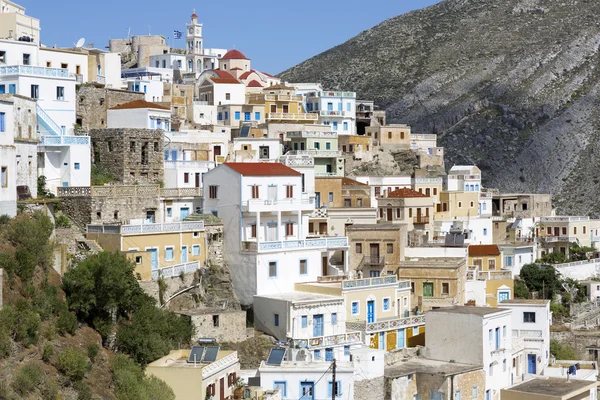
[0,113,4,132]
[0,85,5,94]
[235,111,240,120]
[347,103,351,111]
[9,84,16,94]
[255,112,260,120]
[332,313,337,324]
[328,382,333,398]
[301,316,307,327]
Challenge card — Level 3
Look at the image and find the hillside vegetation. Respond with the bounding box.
[280,0,600,215]
[0,212,193,399]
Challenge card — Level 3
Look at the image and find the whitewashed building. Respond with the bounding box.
[305,90,356,135]
[107,100,171,131]
[349,175,412,208]
[447,165,482,192]
[425,306,513,400]
[0,0,39,44]
[232,138,282,162]
[0,98,16,216]
[202,162,348,305]
[499,299,551,377]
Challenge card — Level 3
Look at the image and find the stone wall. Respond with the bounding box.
[551,330,596,361]
[205,223,224,268]
[77,86,144,130]
[355,377,385,400]
[90,128,164,185]
[109,36,168,68]
[184,310,247,343]
[15,142,38,198]
[60,197,93,228]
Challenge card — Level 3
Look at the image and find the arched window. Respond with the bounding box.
[197,59,201,72]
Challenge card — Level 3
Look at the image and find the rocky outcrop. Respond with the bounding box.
[279,0,600,216]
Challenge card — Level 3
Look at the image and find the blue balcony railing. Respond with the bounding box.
[40,135,90,145]
[0,65,70,78]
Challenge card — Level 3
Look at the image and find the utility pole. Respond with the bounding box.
[331,358,336,400]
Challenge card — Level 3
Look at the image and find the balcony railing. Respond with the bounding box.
[95,75,106,85]
[308,91,356,98]
[259,94,303,102]
[0,65,71,79]
[512,329,543,339]
[286,150,342,157]
[289,331,363,350]
[159,187,202,198]
[477,270,512,280]
[266,112,318,121]
[40,135,90,146]
[413,216,430,224]
[164,160,216,170]
[342,275,397,289]
[286,131,338,139]
[318,110,348,117]
[551,258,600,269]
[151,261,200,280]
[346,315,425,334]
[241,236,348,253]
[540,216,589,222]
[279,156,315,167]
[58,185,201,199]
[539,236,576,243]
[201,351,239,380]
[410,134,437,141]
[87,221,205,235]
[358,255,386,270]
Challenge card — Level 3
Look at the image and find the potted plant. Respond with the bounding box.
[233,378,245,400]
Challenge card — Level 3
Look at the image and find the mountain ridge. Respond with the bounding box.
[279,0,600,216]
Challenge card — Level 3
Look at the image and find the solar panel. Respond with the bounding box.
[202,346,220,362]
[239,125,250,138]
[266,347,286,366]
[187,346,205,363]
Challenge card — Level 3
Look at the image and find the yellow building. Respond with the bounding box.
[468,244,513,307]
[537,216,593,258]
[86,221,207,280]
[365,124,411,148]
[435,190,480,220]
[248,85,318,124]
[377,188,435,234]
[398,258,467,312]
[146,348,240,400]
[295,275,424,351]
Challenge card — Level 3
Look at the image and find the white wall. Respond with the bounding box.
[15,142,37,196]
[102,52,122,89]
[107,108,171,130]
[161,199,202,223]
[0,100,16,216]
[39,48,88,78]
[0,39,38,65]
[465,280,487,306]
[193,104,218,125]
[213,83,245,105]
[124,79,164,102]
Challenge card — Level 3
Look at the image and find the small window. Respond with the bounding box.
[56,86,64,101]
[351,301,359,315]
[523,312,535,323]
[108,141,113,152]
[192,245,200,256]
[286,185,293,198]
[458,201,462,208]
[212,315,219,327]
[472,386,478,399]
[483,228,488,236]
[286,223,294,236]
[299,259,307,275]
[209,185,218,199]
[411,282,415,294]
[193,231,200,238]
[154,142,159,152]
[251,185,259,199]
[225,93,231,100]
[344,199,351,207]
[135,256,142,264]
[74,163,80,170]
[274,382,287,398]
[274,313,279,327]
[356,243,362,254]
[329,192,333,202]
[269,261,277,278]
[442,283,449,295]
[383,298,390,311]
[130,141,135,152]
[0,51,5,63]
[184,173,190,183]
[387,243,394,254]
[1,166,7,188]
[250,224,257,239]
[23,54,31,65]
[332,313,337,325]
[301,315,307,328]
[165,247,174,261]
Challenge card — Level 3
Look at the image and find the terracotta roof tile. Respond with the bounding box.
[238,70,253,80]
[342,177,367,186]
[223,162,301,176]
[261,71,276,78]
[221,49,249,60]
[230,67,242,71]
[210,77,242,84]
[386,188,428,198]
[247,80,263,88]
[263,84,295,91]
[468,244,501,256]
[109,100,170,111]
[213,70,235,79]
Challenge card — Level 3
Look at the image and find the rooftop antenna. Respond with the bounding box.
[74,37,85,48]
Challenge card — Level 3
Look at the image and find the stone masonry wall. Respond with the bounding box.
[355,377,385,400]
[188,311,247,343]
[90,128,164,185]
[60,197,93,228]
[77,86,144,130]
[205,223,224,268]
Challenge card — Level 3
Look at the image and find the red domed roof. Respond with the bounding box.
[191,12,198,18]
[247,80,263,87]
[213,69,235,79]
[221,49,249,60]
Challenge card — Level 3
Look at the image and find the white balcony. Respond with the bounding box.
[540,236,577,243]
[241,236,348,253]
[286,131,338,139]
[241,197,315,213]
[40,135,90,146]
[318,110,348,117]
[540,216,590,223]
[0,65,72,79]
[151,261,201,280]
[164,160,216,170]
[286,150,342,158]
[307,91,356,98]
[346,314,425,334]
[87,221,205,235]
[266,112,318,121]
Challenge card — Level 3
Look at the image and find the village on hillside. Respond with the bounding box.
[1,2,600,400]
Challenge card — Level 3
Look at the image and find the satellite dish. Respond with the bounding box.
[75,37,85,48]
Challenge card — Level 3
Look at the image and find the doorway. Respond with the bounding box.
[322,256,328,276]
[367,300,375,323]
[195,173,200,188]
[527,354,537,374]
[300,382,314,400]
[370,243,380,264]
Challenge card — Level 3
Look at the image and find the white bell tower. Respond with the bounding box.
[185,10,204,74]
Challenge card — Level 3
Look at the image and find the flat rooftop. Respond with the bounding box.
[506,378,596,397]
[500,299,550,305]
[150,349,237,369]
[255,291,342,302]
[427,306,509,317]
[177,308,245,316]
[260,360,353,372]
[347,223,405,231]
[385,357,481,378]
[400,258,465,269]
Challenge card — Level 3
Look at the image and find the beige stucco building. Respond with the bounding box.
[397,258,467,312]
[435,190,480,220]
[537,216,593,257]
[346,223,407,276]
[366,124,411,149]
[146,348,240,400]
[377,188,435,237]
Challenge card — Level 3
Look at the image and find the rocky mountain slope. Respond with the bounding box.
[279,0,600,216]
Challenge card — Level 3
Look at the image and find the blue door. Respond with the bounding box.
[315,192,321,208]
[149,249,158,270]
[485,390,490,400]
[367,300,375,323]
[180,207,190,220]
[527,354,537,374]
[378,332,384,350]
[397,329,405,349]
[495,327,500,350]
[181,246,188,263]
[300,382,314,400]
[313,315,323,337]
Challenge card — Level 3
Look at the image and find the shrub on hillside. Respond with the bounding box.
[12,363,43,395]
[58,347,88,381]
[111,355,175,400]
[57,310,78,336]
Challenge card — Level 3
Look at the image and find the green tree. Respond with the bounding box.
[12,363,43,395]
[5,211,54,280]
[116,303,194,366]
[550,339,578,360]
[538,251,566,264]
[111,355,175,400]
[63,251,150,339]
[514,280,530,299]
[568,246,596,262]
[519,263,563,299]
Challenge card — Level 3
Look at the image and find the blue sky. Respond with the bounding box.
[23,0,440,74]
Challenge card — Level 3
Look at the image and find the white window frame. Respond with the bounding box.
[192,245,200,256]
[351,301,359,316]
[382,297,391,312]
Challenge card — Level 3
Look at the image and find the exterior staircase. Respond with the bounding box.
[36,104,62,136]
